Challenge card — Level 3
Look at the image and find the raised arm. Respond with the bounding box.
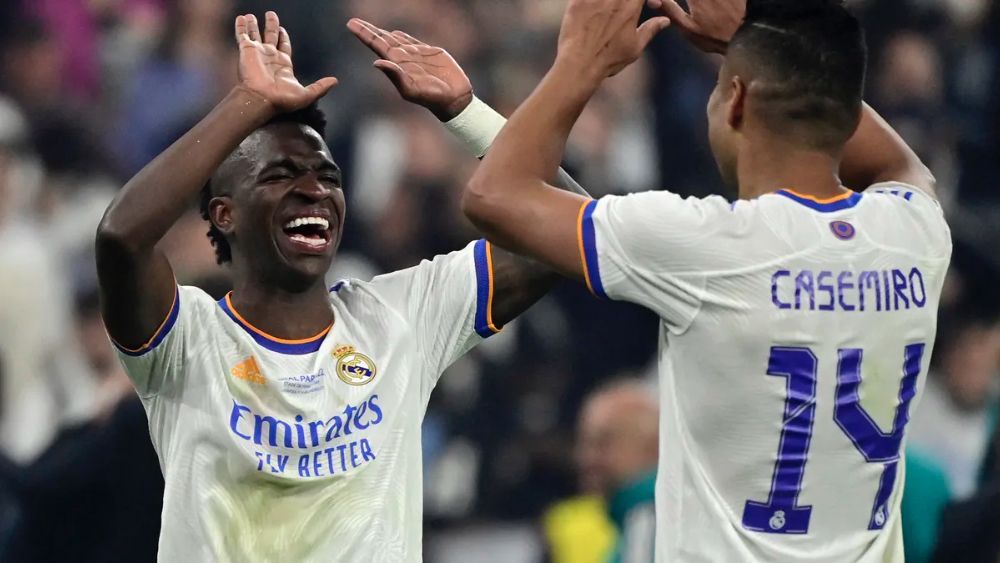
[651,0,936,196]
[96,12,337,349]
[460,0,669,279]
[347,18,590,325]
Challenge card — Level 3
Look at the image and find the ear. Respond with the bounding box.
[209,196,235,236]
[726,76,747,131]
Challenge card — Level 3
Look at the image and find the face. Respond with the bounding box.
[575,394,658,496]
[942,324,1000,410]
[210,123,346,289]
[707,63,741,191]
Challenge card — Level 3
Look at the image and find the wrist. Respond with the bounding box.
[551,54,606,95]
[433,91,474,122]
[227,86,279,127]
[549,56,604,104]
[444,96,508,158]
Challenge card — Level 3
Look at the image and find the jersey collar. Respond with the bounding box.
[218,293,330,355]
[776,189,862,212]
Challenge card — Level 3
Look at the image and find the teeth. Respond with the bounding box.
[283,216,330,230]
[289,234,327,247]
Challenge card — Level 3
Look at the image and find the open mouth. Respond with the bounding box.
[280,215,333,254]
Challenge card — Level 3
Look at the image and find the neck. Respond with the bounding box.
[230,276,334,340]
[736,131,846,200]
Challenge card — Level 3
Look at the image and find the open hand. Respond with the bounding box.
[649,0,746,54]
[347,18,473,122]
[556,0,670,81]
[235,11,338,113]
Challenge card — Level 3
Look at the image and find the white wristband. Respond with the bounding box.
[444,96,508,158]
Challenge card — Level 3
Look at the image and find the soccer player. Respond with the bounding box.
[96,12,584,561]
[462,0,952,560]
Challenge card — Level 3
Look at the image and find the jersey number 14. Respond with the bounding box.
[742,344,925,534]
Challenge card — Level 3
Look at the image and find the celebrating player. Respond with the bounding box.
[96,12,583,561]
[462,0,951,560]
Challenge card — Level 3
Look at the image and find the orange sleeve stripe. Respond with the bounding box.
[577,200,596,296]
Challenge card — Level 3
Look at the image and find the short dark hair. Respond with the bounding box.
[200,104,328,264]
[729,0,867,150]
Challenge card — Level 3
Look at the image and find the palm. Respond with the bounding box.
[235,12,337,112]
[349,19,473,121]
[389,46,470,109]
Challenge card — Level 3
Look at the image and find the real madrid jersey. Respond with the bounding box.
[113,240,501,563]
[577,183,952,562]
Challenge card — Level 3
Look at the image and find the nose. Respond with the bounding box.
[292,173,332,201]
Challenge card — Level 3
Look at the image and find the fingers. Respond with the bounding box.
[373,59,410,92]
[278,26,293,56]
[246,13,261,42]
[306,77,339,100]
[637,16,672,50]
[657,0,695,30]
[264,11,280,47]
[347,18,392,57]
[235,14,247,44]
[392,30,425,47]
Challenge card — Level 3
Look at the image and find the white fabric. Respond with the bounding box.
[116,242,489,562]
[585,184,952,562]
[443,96,507,158]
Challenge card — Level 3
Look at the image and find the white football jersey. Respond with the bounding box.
[113,240,501,563]
[578,183,951,562]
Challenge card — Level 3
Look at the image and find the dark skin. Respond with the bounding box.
[97,11,564,348]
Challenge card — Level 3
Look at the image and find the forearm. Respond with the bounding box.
[464,60,600,247]
[839,103,935,194]
[98,87,275,250]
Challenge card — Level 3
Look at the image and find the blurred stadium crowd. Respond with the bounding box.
[0,0,997,561]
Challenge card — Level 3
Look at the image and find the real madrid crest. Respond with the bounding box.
[333,345,377,386]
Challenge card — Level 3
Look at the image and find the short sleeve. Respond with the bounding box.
[111,285,205,398]
[367,240,499,387]
[578,191,741,333]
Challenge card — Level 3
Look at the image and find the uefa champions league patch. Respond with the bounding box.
[279,368,328,394]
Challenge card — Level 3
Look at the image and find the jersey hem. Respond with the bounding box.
[578,199,608,299]
[473,239,502,338]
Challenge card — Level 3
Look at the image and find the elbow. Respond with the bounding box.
[462,175,500,231]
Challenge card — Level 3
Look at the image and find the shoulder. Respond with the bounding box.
[177,284,219,313]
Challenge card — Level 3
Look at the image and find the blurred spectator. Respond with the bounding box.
[545,379,659,563]
[0,97,96,463]
[902,447,952,563]
[0,289,162,563]
[115,0,236,174]
[909,308,1000,499]
[931,398,1000,563]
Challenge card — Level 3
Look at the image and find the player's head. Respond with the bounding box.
[707,0,867,188]
[200,104,345,289]
[575,379,659,496]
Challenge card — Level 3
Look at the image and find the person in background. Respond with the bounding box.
[908,308,1000,499]
[547,379,659,563]
[901,447,951,563]
[0,288,162,563]
[931,399,1000,562]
